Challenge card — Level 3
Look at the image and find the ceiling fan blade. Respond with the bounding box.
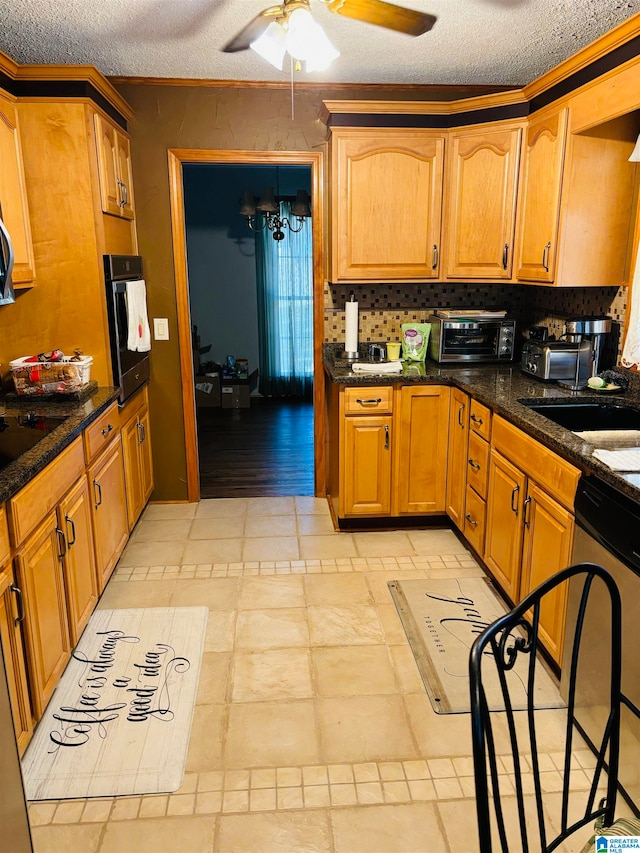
[325,0,436,36]
[222,7,282,53]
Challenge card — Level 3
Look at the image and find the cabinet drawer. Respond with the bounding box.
[0,506,10,565]
[83,401,120,464]
[9,437,84,546]
[344,386,393,415]
[464,485,486,555]
[467,431,490,499]
[469,399,491,440]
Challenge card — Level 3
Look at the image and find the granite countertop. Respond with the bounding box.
[323,343,640,502]
[0,387,121,505]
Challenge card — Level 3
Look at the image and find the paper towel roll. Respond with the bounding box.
[345,300,359,353]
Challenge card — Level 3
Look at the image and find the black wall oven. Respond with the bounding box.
[104,255,150,404]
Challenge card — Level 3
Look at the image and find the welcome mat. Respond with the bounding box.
[388,577,564,714]
[22,606,208,801]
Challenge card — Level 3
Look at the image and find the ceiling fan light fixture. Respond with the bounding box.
[250,20,287,70]
[285,7,340,70]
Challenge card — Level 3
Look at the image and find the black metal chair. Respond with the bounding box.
[469,562,640,852]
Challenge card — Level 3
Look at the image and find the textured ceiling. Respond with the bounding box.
[1,0,640,87]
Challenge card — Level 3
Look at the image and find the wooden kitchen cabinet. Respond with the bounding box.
[445,387,469,528]
[484,448,526,602]
[343,415,392,516]
[58,476,98,645]
[94,113,135,220]
[443,124,522,279]
[121,386,154,529]
[88,434,129,592]
[394,385,449,514]
[515,108,568,283]
[462,399,492,551]
[329,129,445,281]
[0,563,32,754]
[14,512,71,719]
[0,90,36,288]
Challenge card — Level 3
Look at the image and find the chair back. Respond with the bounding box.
[469,563,624,852]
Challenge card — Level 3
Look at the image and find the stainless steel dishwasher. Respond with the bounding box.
[561,474,640,814]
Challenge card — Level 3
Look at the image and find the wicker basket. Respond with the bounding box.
[10,356,93,395]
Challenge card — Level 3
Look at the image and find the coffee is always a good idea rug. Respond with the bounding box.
[22,606,208,800]
[388,577,564,714]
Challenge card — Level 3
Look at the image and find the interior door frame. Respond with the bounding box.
[167,148,325,502]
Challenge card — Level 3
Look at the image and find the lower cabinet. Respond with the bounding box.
[121,387,154,529]
[88,435,129,592]
[343,415,392,516]
[483,416,579,664]
[14,512,71,719]
[0,564,32,752]
[445,387,469,528]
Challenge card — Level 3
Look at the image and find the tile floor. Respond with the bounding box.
[26,497,630,852]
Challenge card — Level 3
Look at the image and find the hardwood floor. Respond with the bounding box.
[196,396,314,498]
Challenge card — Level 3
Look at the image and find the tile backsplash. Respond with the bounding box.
[324,281,627,364]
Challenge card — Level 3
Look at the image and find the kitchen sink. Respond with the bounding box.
[518,399,640,431]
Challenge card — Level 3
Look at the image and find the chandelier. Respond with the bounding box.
[239,170,311,241]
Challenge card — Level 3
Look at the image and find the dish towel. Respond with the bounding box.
[592,447,640,471]
[125,279,151,352]
[352,361,403,374]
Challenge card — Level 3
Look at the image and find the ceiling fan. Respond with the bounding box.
[222,0,437,54]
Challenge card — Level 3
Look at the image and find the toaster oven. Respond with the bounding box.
[427,312,516,363]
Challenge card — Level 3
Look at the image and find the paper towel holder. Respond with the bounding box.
[341,293,359,360]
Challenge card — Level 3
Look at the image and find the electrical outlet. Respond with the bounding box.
[154,318,169,340]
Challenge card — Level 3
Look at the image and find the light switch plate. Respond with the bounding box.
[154,318,169,340]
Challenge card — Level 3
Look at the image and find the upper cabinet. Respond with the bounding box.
[0,90,36,288]
[94,114,135,220]
[515,109,568,283]
[329,129,444,282]
[443,124,522,280]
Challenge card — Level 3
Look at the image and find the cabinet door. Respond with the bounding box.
[15,513,70,719]
[0,571,33,753]
[484,450,525,603]
[122,402,154,529]
[515,109,568,283]
[0,92,36,287]
[445,387,469,528]
[94,113,121,216]
[463,484,486,556]
[396,385,449,514]
[444,126,522,279]
[116,131,135,220]
[343,416,392,515]
[89,437,129,592]
[331,130,444,281]
[520,480,574,664]
[58,477,98,645]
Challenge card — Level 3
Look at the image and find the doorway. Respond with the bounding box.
[183,163,314,498]
[167,149,325,504]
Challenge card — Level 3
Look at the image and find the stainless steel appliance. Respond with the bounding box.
[565,315,612,377]
[104,255,151,405]
[561,475,640,813]
[427,311,515,363]
[520,338,593,383]
[0,211,16,305]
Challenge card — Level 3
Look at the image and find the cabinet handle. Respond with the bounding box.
[93,478,103,508]
[121,181,128,207]
[10,584,25,626]
[470,413,483,426]
[356,398,382,405]
[502,243,509,270]
[101,423,114,438]
[465,513,478,527]
[432,244,439,270]
[457,403,466,428]
[384,424,389,450]
[137,420,145,444]
[510,483,520,515]
[56,526,67,560]
[542,241,551,272]
[523,495,532,528]
[65,514,76,547]
[468,458,481,471]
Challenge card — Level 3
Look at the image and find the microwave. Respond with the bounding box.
[427,312,516,363]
